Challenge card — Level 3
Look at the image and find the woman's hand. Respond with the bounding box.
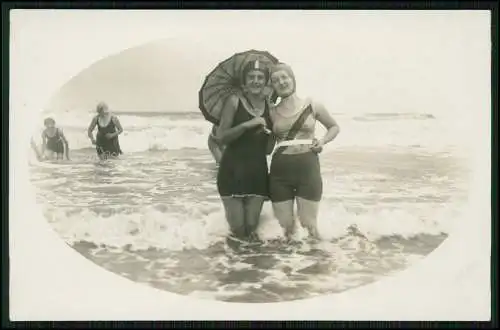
[310,138,324,154]
[244,117,267,129]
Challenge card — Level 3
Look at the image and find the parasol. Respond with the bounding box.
[198,49,279,125]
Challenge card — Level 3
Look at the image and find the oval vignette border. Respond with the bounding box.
[9,10,491,321]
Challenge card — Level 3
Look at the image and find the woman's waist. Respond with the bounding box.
[224,143,267,157]
[97,130,115,135]
[273,138,315,155]
[47,137,63,143]
[227,136,267,148]
[97,130,118,137]
[271,149,319,169]
[225,145,267,155]
[280,145,314,155]
[96,135,118,143]
[274,130,315,141]
[273,124,315,138]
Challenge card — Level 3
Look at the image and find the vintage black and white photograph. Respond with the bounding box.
[11,9,491,315]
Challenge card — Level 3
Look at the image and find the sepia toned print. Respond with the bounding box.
[27,31,472,303]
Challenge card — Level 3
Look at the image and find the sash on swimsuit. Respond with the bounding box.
[272,104,314,157]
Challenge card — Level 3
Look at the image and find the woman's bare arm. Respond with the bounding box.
[214,95,263,145]
[41,131,47,156]
[111,116,123,137]
[87,117,97,144]
[314,101,340,145]
[58,128,70,160]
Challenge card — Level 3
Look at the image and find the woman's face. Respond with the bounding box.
[244,70,267,95]
[270,70,295,97]
[97,104,110,116]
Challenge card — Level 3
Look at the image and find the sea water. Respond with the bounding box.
[28,110,471,302]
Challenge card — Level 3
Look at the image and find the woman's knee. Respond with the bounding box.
[244,196,265,235]
[245,197,264,220]
[296,197,320,229]
[272,200,295,230]
[222,197,246,237]
[298,214,317,230]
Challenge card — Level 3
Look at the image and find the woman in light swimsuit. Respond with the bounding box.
[41,117,70,160]
[268,63,340,241]
[87,102,124,160]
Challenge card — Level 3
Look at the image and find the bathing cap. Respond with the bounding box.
[270,63,296,95]
[241,59,270,83]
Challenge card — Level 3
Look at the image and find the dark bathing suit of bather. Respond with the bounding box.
[216,99,272,199]
[44,129,64,154]
[96,116,123,157]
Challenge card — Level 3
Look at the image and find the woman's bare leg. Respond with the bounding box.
[244,196,265,240]
[296,197,321,240]
[221,197,246,239]
[271,200,296,240]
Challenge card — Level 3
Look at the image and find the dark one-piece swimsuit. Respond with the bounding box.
[216,99,272,198]
[45,129,64,154]
[96,117,123,157]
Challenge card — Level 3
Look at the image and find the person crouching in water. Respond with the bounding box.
[41,117,70,161]
[87,102,124,160]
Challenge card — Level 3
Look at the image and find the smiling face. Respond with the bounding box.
[244,70,267,96]
[270,69,295,98]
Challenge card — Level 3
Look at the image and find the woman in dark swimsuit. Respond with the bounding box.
[41,117,70,160]
[87,102,124,160]
[213,60,275,242]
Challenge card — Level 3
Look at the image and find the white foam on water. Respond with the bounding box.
[30,111,468,156]
[27,109,471,302]
[44,197,463,252]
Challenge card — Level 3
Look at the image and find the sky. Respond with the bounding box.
[45,11,490,119]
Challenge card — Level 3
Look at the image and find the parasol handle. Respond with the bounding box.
[254,126,271,135]
[262,127,271,135]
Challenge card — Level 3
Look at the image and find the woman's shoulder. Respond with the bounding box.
[224,94,242,113]
[292,97,316,116]
[307,99,328,116]
[228,93,241,105]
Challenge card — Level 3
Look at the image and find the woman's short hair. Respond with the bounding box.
[44,117,55,125]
